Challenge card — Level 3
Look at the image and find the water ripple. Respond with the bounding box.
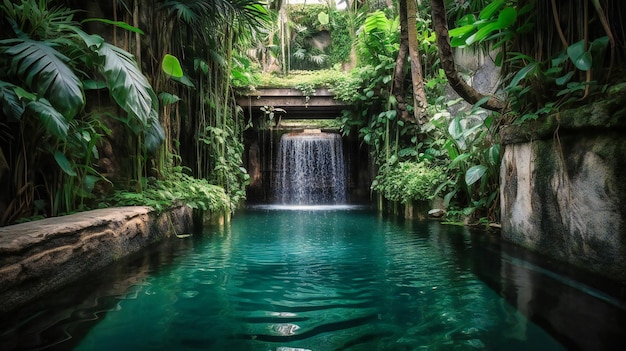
[236,313,379,342]
[0,209,580,350]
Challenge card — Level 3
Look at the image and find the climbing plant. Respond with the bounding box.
[446,0,624,123]
[113,0,267,213]
[0,0,268,225]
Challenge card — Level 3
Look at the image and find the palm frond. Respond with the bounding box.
[0,0,78,40]
[96,42,157,126]
[309,53,328,65]
[0,80,25,121]
[159,0,200,24]
[293,48,307,60]
[1,38,84,119]
[26,98,68,140]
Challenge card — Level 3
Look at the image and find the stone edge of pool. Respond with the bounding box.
[0,205,193,314]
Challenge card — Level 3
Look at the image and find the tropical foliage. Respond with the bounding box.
[286,0,623,224]
[287,4,351,70]
[371,161,447,205]
[2,0,625,226]
[333,6,454,215]
[141,0,267,212]
[435,0,625,221]
[104,166,230,214]
[0,0,267,225]
[0,0,162,224]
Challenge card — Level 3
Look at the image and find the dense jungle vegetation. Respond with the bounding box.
[1,0,625,226]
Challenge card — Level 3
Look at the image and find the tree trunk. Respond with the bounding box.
[430,0,507,112]
[279,5,288,75]
[133,0,141,64]
[393,0,411,123]
[406,0,428,125]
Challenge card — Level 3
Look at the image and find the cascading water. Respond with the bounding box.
[273,130,346,205]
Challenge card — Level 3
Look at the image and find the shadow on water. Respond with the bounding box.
[399,218,626,351]
[0,237,201,351]
[1,210,625,350]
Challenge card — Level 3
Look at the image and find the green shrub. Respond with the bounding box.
[105,167,231,214]
[371,161,448,204]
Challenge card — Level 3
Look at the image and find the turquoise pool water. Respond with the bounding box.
[2,207,625,350]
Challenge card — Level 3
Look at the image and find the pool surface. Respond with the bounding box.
[1,207,625,350]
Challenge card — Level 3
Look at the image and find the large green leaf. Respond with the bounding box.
[364,11,389,34]
[161,53,183,78]
[69,28,105,50]
[0,80,25,121]
[485,144,501,166]
[26,99,68,140]
[82,174,101,194]
[508,62,537,89]
[171,74,195,88]
[448,116,464,141]
[465,22,503,46]
[96,42,157,125]
[81,18,144,35]
[479,0,505,20]
[449,24,475,37]
[497,7,517,27]
[465,165,487,186]
[144,111,165,153]
[457,14,477,26]
[318,11,329,26]
[53,150,77,176]
[589,36,609,70]
[555,71,575,86]
[3,39,84,119]
[567,40,592,71]
[158,92,181,105]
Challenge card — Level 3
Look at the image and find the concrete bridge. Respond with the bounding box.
[236,87,349,120]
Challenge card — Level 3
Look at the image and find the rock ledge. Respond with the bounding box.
[0,206,192,313]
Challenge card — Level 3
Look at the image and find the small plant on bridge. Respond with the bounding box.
[260,105,287,127]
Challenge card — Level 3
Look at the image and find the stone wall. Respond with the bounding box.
[500,96,626,282]
[0,206,193,313]
[445,49,502,116]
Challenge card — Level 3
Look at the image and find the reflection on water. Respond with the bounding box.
[489,244,626,350]
[0,209,625,350]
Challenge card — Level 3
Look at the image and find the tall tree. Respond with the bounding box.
[392,0,411,123]
[393,0,429,125]
[430,0,506,112]
[406,0,427,125]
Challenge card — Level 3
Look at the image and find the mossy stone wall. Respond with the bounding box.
[500,95,626,282]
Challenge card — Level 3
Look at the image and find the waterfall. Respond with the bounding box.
[273,130,346,205]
